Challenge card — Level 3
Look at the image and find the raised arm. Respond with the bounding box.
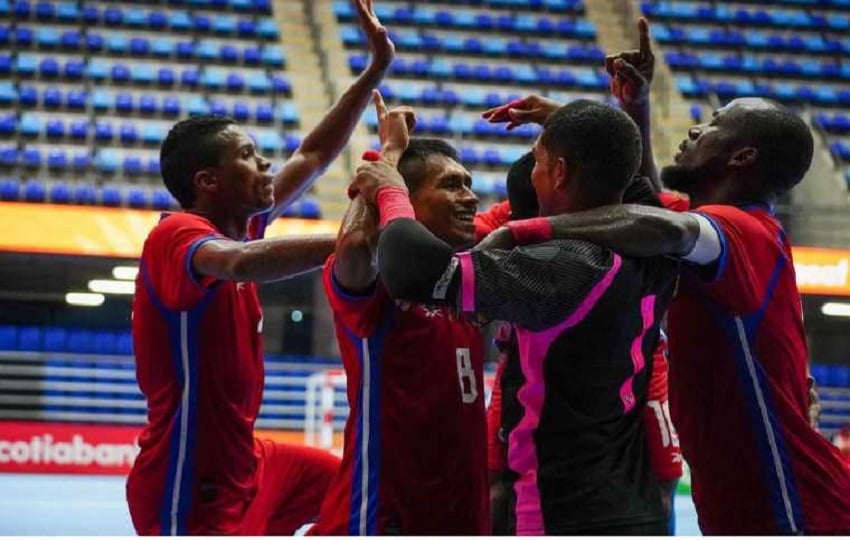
[269,0,395,219]
[606,18,659,189]
[332,91,417,293]
[192,234,336,283]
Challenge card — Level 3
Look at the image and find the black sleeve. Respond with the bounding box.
[467,240,615,331]
[377,218,460,304]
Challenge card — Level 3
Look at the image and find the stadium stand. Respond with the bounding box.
[0,0,323,216]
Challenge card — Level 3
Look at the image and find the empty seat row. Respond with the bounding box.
[5,28,286,67]
[0,326,134,355]
[653,24,850,55]
[6,4,280,37]
[343,27,604,63]
[364,110,541,140]
[351,55,609,89]
[643,2,850,30]
[814,112,850,132]
[812,363,850,388]
[3,0,272,19]
[0,146,91,169]
[666,51,850,80]
[676,76,850,106]
[6,56,293,95]
[334,2,596,38]
[0,178,325,215]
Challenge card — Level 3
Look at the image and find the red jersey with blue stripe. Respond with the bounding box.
[667,203,850,534]
[128,211,269,535]
[315,256,489,535]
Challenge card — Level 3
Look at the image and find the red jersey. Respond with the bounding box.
[474,200,511,242]
[668,203,850,534]
[315,256,489,535]
[643,331,682,482]
[128,211,268,535]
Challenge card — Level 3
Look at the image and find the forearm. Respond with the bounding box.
[378,219,457,303]
[543,204,698,257]
[332,196,379,293]
[624,102,660,191]
[299,65,387,169]
[229,234,337,282]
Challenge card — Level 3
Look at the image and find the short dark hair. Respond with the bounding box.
[397,138,460,192]
[506,151,539,220]
[160,115,236,208]
[732,101,813,196]
[540,100,642,198]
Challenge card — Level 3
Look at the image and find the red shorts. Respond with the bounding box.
[239,440,340,535]
[642,399,683,482]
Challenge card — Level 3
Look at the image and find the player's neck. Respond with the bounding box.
[185,206,250,240]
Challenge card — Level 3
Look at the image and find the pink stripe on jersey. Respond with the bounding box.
[456,252,476,313]
[619,295,656,413]
[509,254,622,535]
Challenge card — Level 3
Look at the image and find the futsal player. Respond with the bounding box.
[310,96,488,535]
[478,20,850,534]
[356,100,679,535]
[126,0,395,534]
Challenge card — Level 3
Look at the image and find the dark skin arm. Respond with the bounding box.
[269,0,394,220]
[192,234,337,283]
[477,204,701,258]
[605,18,659,190]
[332,91,416,292]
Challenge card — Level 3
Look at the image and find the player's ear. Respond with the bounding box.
[553,156,569,190]
[193,168,220,196]
[728,146,758,169]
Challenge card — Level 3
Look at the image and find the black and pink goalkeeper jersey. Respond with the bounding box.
[455,239,679,534]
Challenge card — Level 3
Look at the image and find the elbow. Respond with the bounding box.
[223,245,257,282]
[664,214,701,256]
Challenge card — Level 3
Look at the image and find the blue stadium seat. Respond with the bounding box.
[61,30,81,49]
[18,326,43,351]
[103,7,123,26]
[233,101,250,121]
[64,59,84,79]
[158,67,176,86]
[13,0,30,18]
[256,103,273,123]
[152,188,174,209]
[102,186,122,206]
[130,37,150,56]
[237,19,257,37]
[47,148,67,169]
[209,99,227,116]
[248,72,271,93]
[116,331,133,355]
[226,72,245,92]
[23,179,46,201]
[162,95,181,116]
[16,27,34,47]
[56,2,79,21]
[182,68,201,87]
[124,7,146,27]
[86,32,104,51]
[170,10,192,31]
[176,40,195,59]
[95,121,114,141]
[115,92,133,113]
[96,149,119,173]
[91,89,111,110]
[120,124,138,144]
[127,187,148,207]
[0,325,15,350]
[67,329,96,354]
[0,82,15,106]
[0,114,16,135]
[193,13,212,32]
[45,118,64,138]
[43,327,68,352]
[139,94,157,114]
[36,27,59,47]
[262,46,285,67]
[39,57,60,78]
[19,85,37,106]
[50,181,71,202]
[243,46,261,65]
[20,113,43,136]
[220,44,239,63]
[88,59,109,80]
[187,95,208,116]
[0,175,19,198]
[94,330,117,355]
[112,63,131,83]
[142,123,165,145]
[198,40,218,60]
[214,15,236,34]
[82,5,99,24]
[73,183,96,203]
[152,39,173,57]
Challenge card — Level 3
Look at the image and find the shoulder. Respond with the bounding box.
[149,212,217,239]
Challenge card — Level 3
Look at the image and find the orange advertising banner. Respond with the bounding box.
[0,202,339,258]
[792,246,850,297]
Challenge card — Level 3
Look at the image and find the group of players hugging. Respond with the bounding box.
[124,0,850,535]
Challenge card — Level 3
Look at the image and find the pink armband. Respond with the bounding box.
[506,217,552,244]
[377,186,415,229]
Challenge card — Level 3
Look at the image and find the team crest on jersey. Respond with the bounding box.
[419,306,443,318]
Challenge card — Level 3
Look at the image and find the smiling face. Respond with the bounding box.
[408,153,479,250]
[210,125,275,216]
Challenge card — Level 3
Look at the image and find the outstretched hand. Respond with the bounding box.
[480,94,560,130]
[373,89,415,165]
[605,17,654,108]
[353,0,395,72]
